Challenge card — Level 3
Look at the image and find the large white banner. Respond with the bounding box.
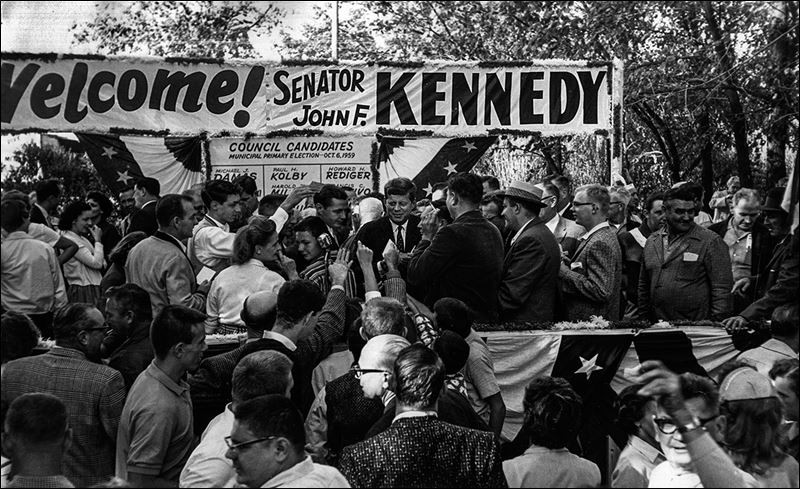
[208,137,374,198]
[2,54,615,137]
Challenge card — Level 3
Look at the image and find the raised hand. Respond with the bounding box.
[328,247,353,286]
[356,241,374,270]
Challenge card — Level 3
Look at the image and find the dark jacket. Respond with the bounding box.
[354,214,421,280]
[324,372,385,466]
[638,224,733,321]
[407,210,504,322]
[559,226,623,321]
[339,416,507,488]
[618,221,656,308]
[499,218,561,322]
[29,204,49,226]
[127,200,158,236]
[107,322,154,392]
[740,230,799,321]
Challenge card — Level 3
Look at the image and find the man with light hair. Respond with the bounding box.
[357,197,384,227]
[559,184,623,321]
[709,176,741,223]
[355,334,411,405]
[709,188,775,313]
[608,186,637,235]
[180,350,294,488]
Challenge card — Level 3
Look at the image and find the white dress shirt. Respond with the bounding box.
[180,405,235,488]
[1,231,68,314]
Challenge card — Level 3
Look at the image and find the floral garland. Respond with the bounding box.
[473,318,769,332]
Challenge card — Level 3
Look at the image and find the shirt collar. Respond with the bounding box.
[262,331,297,352]
[629,434,665,464]
[146,361,189,397]
[390,220,407,232]
[245,258,267,269]
[206,214,229,231]
[35,203,50,219]
[393,410,438,424]
[381,390,396,407]
[510,218,534,246]
[524,444,570,455]
[49,345,88,361]
[581,221,610,240]
[262,456,315,488]
[3,230,32,241]
[545,213,559,234]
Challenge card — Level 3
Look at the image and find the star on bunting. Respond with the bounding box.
[424,183,434,197]
[116,170,133,185]
[574,354,603,380]
[444,161,458,175]
[461,141,477,153]
[102,146,118,159]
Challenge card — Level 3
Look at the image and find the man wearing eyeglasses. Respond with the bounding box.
[637,186,733,322]
[226,394,350,488]
[647,372,725,487]
[608,186,638,236]
[1,303,126,486]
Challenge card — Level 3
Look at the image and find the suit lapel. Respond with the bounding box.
[554,217,567,240]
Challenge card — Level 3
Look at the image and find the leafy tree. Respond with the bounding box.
[71,1,284,58]
[0,143,113,211]
[283,1,798,201]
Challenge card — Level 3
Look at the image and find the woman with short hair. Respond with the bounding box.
[58,200,105,305]
[205,217,289,334]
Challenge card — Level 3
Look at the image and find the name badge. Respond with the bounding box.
[571,261,584,270]
[683,252,699,262]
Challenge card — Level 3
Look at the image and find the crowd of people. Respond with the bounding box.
[1,169,798,488]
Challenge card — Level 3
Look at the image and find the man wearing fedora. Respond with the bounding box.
[497,181,561,323]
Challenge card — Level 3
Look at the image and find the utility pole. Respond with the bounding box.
[331,1,339,61]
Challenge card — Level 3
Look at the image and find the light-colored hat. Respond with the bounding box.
[498,181,545,207]
[719,367,776,401]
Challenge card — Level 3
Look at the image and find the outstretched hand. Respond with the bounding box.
[328,248,353,286]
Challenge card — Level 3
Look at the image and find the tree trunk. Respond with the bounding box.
[698,107,715,210]
[632,103,681,182]
[703,1,753,187]
[765,0,792,188]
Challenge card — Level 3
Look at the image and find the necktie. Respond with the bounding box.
[396,226,405,253]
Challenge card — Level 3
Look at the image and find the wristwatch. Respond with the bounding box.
[677,416,702,433]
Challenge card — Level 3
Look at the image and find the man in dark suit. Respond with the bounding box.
[638,186,733,321]
[339,344,507,488]
[497,181,560,322]
[30,179,61,228]
[559,184,623,321]
[355,177,420,278]
[708,188,776,313]
[618,191,665,317]
[408,172,504,322]
[127,177,160,236]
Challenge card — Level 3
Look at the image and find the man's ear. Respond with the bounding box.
[315,203,324,214]
[273,438,291,462]
[124,310,135,325]
[1,432,15,459]
[359,326,368,341]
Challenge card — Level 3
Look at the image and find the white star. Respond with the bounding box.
[444,161,458,175]
[462,141,477,153]
[424,183,434,197]
[116,170,133,185]
[574,354,604,380]
[102,146,117,159]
